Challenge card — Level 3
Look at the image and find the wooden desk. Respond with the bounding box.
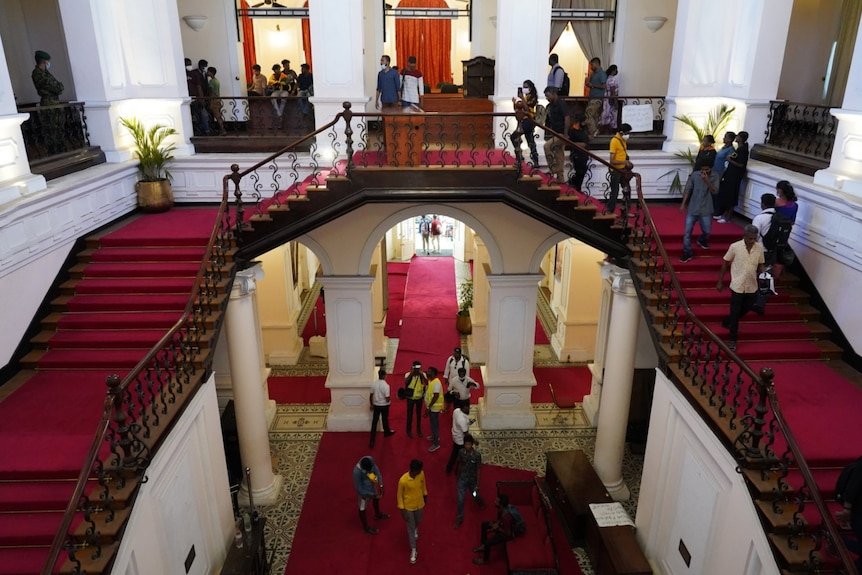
[220,518,267,575]
[545,450,612,544]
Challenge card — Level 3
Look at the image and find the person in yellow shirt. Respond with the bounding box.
[607,123,633,212]
[424,366,445,452]
[404,361,427,438]
[397,459,428,564]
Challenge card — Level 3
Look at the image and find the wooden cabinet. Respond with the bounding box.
[462,57,495,99]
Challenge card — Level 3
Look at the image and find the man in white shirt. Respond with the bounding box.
[447,367,479,409]
[443,347,470,384]
[751,193,776,246]
[369,368,395,448]
[446,403,472,474]
[400,55,424,112]
[717,225,765,352]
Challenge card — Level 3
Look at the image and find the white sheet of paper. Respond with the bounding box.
[589,502,635,527]
[621,104,654,133]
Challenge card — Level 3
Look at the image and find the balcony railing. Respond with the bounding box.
[751,100,838,175]
[18,101,105,180]
[562,95,667,142]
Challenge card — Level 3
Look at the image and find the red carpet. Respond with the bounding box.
[267,376,329,404]
[284,431,537,575]
[535,317,550,345]
[531,367,592,404]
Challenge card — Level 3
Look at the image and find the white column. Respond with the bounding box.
[225,266,283,507]
[479,273,542,430]
[592,267,640,501]
[467,236,490,363]
[0,35,46,203]
[663,0,792,153]
[58,0,194,162]
[492,0,552,146]
[370,250,388,360]
[319,275,375,431]
[582,262,616,426]
[815,16,862,199]
[307,0,372,154]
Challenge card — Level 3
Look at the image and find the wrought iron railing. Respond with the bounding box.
[190,95,314,138]
[18,101,92,160]
[41,190,237,574]
[764,100,838,161]
[227,102,634,240]
[628,183,857,574]
[561,95,667,137]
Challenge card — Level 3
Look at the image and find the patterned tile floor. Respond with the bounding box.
[259,259,644,574]
[259,403,644,575]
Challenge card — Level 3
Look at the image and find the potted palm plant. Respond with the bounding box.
[660,104,735,195]
[120,117,178,213]
[456,279,473,334]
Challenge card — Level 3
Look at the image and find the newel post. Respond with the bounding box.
[342,101,354,172]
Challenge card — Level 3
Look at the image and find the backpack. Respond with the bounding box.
[761,211,793,252]
[835,457,862,505]
[419,220,429,235]
[552,64,570,96]
[505,504,526,536]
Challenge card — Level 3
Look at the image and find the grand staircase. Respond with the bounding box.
[1,108,858,574]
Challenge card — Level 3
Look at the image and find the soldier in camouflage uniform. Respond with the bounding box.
[31,50,65,154]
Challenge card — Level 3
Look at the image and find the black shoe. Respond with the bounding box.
[680,253,693,263]
[375,513,390,520]
[364,526,379,535]
[406,432,412,438]
[384,430,396,437]
[727,340,737,352]
[697,238,710,250]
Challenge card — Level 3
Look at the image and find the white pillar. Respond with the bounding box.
[467,236,490,363]
[0,35,46,203]
[492,0,552,146]
[58,0,194,161]
[319,275,375,431]
[815,16,862,199]
[371,249,388,360]
[479,273,542,430]
[307,0,373,153]
[592,267,640,501]
[663,0,792,153]
[582,261,616,426]
[225,266,283,507]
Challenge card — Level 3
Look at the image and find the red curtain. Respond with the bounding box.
[302,1,313,70]
[241,0,256,85]
[395,0,451,89]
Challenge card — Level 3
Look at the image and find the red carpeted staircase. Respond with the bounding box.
[634,205,862,573]
[0,208,229,575]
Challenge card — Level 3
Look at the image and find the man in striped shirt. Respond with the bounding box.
[401,56,424,112]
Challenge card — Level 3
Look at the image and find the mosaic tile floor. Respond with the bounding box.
[259,403,644,575]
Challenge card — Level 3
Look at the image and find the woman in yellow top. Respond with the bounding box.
[606,122,633,212]
[510,79,540,166]
[424,366,445,452]
[397,459,428,565]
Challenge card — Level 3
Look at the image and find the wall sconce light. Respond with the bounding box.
[643,16,667,33]
[276,24,281,31]
[182,15,208,32]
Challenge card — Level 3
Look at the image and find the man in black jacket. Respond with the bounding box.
[542,86,570,184]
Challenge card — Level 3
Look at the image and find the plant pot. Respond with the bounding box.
[456,312,472,335]
[136,180,174,213]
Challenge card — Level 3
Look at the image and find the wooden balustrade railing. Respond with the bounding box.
[627,182,857,574]
[41,188,237,575]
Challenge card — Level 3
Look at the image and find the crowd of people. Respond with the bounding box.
[359,347,504,565]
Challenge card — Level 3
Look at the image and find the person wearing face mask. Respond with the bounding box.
[375,55,401,111]
[715,131,750,223]
[32,50,64,106]
[510,79,540,166]
[185,58,211,135]
[447,367,479,410]
[606,123,633,212]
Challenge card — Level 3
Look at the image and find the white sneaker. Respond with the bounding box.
[414,528,419,540]
[410,549,417,564]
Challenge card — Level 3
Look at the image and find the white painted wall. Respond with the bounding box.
[178,0,243,97]
[637,369,779,575]
[112,374,235,575]
[613,0,676,96]
[777,0,842,104]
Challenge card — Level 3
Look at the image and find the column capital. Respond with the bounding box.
[486,273,543,288]
[601,263,636,296]
[317,275,375,289]
[231,264,264,299]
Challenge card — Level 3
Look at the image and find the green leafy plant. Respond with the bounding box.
[661,104,736,194]
[458,279,473,316]
[120,117,178,182]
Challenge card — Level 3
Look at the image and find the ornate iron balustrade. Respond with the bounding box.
[628,183,857,574]
[764,100,837,161]
[42,193,237,575]
[18,101,91,160]
[561,95,666,138]
[190,96,314,140]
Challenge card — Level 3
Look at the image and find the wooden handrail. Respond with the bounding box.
[630,180,857,574]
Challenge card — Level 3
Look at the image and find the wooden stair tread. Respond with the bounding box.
[59,542,119,575]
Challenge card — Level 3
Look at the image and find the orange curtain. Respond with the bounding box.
[302,1,313,70]
[241,1,256,85]
[394,0,451,89]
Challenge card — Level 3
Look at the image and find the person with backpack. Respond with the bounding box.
[835,456,862,570]
[472,493,525,565]
[418,215,431,254]
[755,191,794,277]
[547,53,567,93]
[584,57,607,137]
